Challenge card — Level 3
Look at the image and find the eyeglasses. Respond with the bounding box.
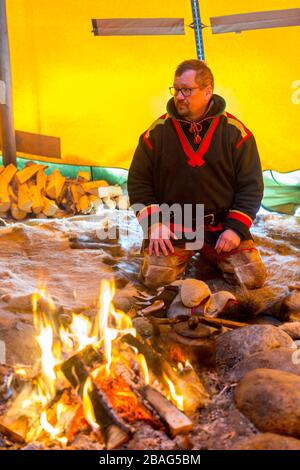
[169,86,201,97]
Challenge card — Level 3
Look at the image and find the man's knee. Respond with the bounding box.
[140,247,191,289]
[218,240,267,289]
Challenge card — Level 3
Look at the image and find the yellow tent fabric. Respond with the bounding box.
[6,0,300,172]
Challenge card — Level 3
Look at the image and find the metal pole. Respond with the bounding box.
[190,0,205,61]
[0,0,16,166]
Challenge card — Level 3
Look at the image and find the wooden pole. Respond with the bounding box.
[0,0,16,166]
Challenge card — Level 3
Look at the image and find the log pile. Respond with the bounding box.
[0,162,129,220]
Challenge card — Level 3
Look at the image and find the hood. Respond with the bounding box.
[166,94,226,121]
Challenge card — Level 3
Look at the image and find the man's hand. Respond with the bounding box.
[148,223,177,257]
[215,229,241,254]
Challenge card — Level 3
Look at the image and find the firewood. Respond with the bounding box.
[78,194,92,214]
[197,315,249,330]
[116,195,129,210]
[77,171,90,182]
[0,164,17,212]
[46,169,66,200]
[82,180,109,196]
[61,355,131,449]
[17,183,32,213]
[8,185,17,203]
[103,197,116,210]
[75,183,85,196]
[0,416,27,443]
[141,386,193,437]
[88,194,102,211]
[59,345,103,386]
[70,183,80,206]
[29,185,44,214]
[11,203,27,220]
[15,164,47,185]
[42,195,59,217]
[107,186,123,198]
[98,185,122,199]
[121,334,164,378]
[36,169,47,193]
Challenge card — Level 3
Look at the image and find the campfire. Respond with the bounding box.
[0,280,204,449]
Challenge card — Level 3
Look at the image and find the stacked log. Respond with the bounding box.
[0,162,129,220]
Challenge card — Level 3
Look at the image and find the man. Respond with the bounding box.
[128,59,267,290]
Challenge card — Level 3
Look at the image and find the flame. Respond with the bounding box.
[136,354,149,385]
[82,377,99,433]
[162,372,184,411]
[7,279,164,444]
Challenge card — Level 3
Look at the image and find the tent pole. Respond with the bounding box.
[0,0,16,166]
[190,0,205,61]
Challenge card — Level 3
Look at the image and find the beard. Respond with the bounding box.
[175,101,190,117]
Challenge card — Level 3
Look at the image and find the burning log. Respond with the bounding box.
[59,345,103,388]
[141,386,192,437]
[121,333,164,378]
[0,416,27,443]
[60,353,132,450]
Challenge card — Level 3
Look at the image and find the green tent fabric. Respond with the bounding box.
[262,170,300,215]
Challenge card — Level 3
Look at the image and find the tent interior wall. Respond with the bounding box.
[2,0,300,212]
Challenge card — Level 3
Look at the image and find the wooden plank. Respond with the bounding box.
[77,171,90,181]
[42,195,58,217]
[46,169,66,200]
[82,180,109,195]
[0,163,17,211]
[210,9,300,34]
[11,203,27,220]
[0,416,27,443]
[36,169,47,193]
[61,355,131,449]
[142,386,192,437]
[29,185,44,214]
[78,194,92,214]
[15,130,61,159]
[17,183,32,213]
[15,163,47,185]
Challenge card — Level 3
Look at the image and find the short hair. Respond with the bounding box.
[175,59,214,90]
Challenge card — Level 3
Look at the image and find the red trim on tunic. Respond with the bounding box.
[225,112,252,148]
[227,211,252,228]
[143,132,153,150]
[172,116,221,167]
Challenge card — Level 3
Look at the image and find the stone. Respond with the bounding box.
[180,279,211,308]
[0,309,17,329]
[0,322,39,366]
[133,317,153,339]
[113,283,139,312]
[232,433,300,450]
[279,322,300,339]
[235,368,300,438]
[216,325,296,369]
[283,290,300,312]
[228,347,300,382]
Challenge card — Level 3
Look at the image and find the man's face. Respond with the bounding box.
[173,70,213,120]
